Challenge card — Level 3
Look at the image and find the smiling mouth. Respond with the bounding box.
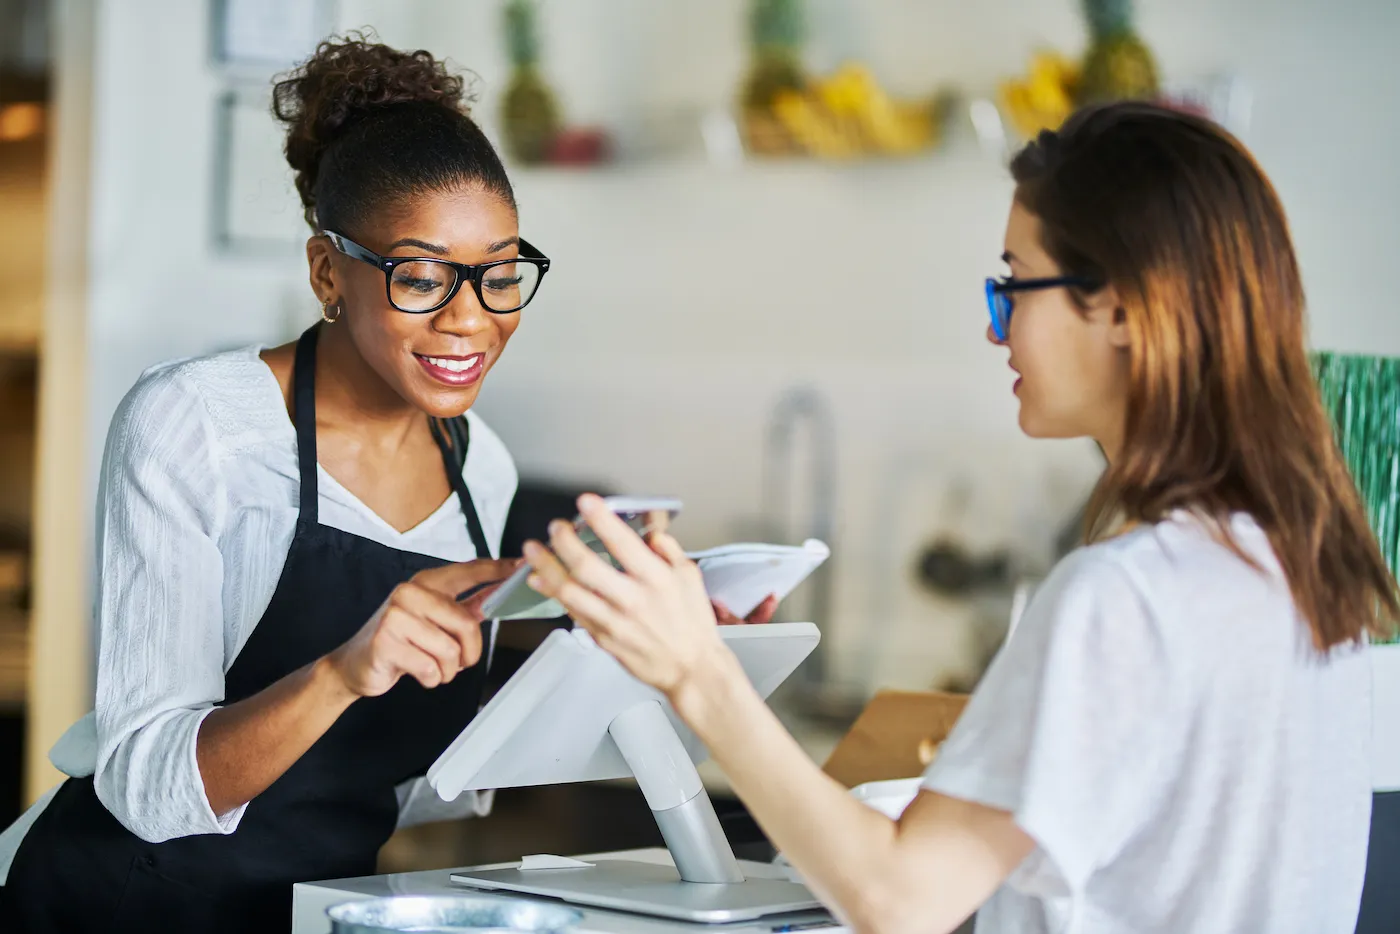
[415,353,486,387]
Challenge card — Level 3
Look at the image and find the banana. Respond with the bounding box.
[772,89,861,159]
[1000,50,1079,138]
[765,61,941,159]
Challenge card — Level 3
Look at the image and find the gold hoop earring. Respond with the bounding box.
[321,299,342,323]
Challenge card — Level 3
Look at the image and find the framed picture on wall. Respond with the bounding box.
[210,85,308,254]
[210,0,336,71]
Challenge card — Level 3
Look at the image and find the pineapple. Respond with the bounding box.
[1077,0,1159,105]
[500,0,561,165]
[740,0,808,111]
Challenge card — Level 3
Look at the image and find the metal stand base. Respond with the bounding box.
[450,860,823,924]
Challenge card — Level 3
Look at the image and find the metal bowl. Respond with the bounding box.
[327,895,584,933]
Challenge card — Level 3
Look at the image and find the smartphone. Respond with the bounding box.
[479,496,683,620]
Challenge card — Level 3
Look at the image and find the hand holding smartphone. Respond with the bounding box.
[479,496,682,620]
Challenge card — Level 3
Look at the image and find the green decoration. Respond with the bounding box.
[1077,0,1159,105]
[1312,351,1400,642]
[501,0,561,165]
[740,0,808,111]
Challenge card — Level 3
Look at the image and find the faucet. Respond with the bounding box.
[761,387,860,721]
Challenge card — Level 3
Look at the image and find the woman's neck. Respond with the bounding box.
[314,323,422,445]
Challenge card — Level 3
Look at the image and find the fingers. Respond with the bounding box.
[649,530,690,567]
[574,494,668,580]
[745,594,779,625]
[457,583,502,620]
[376,629,451,690]
[390,581,485,672]
[712,600,743,626]
[414,558,523,599]
[525,557,629,635]
[399,615,463,686]
[541,522,645,612]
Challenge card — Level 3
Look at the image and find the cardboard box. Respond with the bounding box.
[822,689,969,788]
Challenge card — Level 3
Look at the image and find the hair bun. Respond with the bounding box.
[273,32,474,224]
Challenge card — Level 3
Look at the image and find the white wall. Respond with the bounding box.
[78,0,1400,693]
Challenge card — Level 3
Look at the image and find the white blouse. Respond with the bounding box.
[0,345,518,879]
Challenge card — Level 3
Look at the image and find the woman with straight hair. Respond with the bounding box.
[529,101,1398,933]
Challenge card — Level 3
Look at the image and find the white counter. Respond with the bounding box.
[292,847,843,934]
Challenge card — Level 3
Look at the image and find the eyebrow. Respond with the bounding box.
[385,236,521,257]
[387,237,449,255]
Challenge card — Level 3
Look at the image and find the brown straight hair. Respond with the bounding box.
[1011,102,1399,650]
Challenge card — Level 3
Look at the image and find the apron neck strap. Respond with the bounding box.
[292,323,322,527]
[430,416,493,559]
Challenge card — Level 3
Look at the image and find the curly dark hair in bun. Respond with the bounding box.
[272,34,514,232]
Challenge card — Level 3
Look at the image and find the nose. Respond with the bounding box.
[434,281,493,336]
[986,323,1005,346]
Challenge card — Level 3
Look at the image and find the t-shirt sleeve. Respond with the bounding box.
[921,549,1178,891]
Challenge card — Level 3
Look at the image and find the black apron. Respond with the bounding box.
[0,324,495,933]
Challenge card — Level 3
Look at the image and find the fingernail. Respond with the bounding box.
[527,574,543,590]
[548,520,566,536]
[522,541,541,559]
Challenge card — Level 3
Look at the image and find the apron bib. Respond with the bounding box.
[1,324,494,933]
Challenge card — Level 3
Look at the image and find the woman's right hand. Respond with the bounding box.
[325,558,520,699]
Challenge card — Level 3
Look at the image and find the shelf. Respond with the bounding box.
[506,130,1002,181]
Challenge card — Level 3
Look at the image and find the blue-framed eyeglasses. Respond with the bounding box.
[985,276,1098,341]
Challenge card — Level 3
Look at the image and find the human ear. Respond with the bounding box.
[1094,285,1130,349]
[306,235,339,304]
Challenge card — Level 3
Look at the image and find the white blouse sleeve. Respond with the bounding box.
[91,367,247,843]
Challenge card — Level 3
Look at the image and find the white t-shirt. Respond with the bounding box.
[923,512,1371,934]
[0,345,518,881]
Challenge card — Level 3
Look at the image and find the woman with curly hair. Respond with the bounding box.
[0,36,586,932]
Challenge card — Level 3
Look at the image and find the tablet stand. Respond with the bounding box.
[434,624,828,923]
[609,699,744,884]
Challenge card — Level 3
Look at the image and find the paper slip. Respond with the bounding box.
[692,539,830,619]
[518,854,596,870]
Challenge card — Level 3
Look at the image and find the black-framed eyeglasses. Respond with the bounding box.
[985,275,1098,341]
[325,230,551,314]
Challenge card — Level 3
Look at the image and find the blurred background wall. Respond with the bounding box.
[4,0,1399,810]
[79,0,1400,699]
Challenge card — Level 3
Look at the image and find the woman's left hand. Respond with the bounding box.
[523,494,738,700]
[714,594,779,626]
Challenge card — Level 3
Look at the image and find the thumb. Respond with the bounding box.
[414,558,523,599]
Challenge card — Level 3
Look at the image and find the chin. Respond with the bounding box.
[417,385,484,419]
[1017,409,1088,442]
[395,368,485,419]
[1017,406,1060,440]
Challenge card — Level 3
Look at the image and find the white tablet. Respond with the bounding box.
[428,622,820,800]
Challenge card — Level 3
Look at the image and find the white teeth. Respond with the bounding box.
[426,355,481,373]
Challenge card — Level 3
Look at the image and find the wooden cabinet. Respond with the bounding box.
[0,133,44,352]
[0,110,44,822]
